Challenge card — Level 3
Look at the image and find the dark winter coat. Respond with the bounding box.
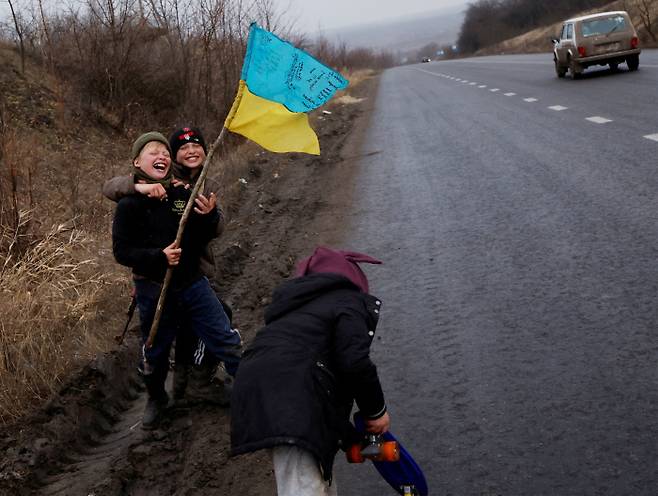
[102,166,224,279]
[112,185,219,289]
[230,273,386,482]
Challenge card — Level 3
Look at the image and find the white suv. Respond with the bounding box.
[552,11,641,79]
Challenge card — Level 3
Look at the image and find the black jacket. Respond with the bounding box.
[112,185,219,289]
[230,273,386,482]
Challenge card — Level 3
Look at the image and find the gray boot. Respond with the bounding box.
[187,362,230,406]
[142,394,170,429]
[142,367,169,429]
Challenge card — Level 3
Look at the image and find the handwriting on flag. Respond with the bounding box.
[242,23,349,113]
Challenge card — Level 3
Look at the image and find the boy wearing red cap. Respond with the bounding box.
[230,246,391,495]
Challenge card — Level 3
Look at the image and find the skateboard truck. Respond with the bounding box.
[347,433,400,463]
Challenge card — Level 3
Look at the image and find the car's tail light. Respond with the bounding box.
[631,37,639,49]
[578,46,586,57]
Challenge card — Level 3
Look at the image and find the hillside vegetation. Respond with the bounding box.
[457,0,658,54]
[0,0,388,422]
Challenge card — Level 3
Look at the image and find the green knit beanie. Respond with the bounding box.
[131,131,171,160]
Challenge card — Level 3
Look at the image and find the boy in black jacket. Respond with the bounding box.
[112,132,241,428]
[230,246,391,495]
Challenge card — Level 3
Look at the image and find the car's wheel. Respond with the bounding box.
[627,54,639,71]
[609,61,619,72]
[569,58,582,79]
[555,59,567,78]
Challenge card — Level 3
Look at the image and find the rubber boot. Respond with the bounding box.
[172,364,190,402]
[187,360,230,406]
[142,367,169,429]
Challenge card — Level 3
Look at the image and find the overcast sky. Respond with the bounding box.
[0,0,469,33]
[275,0,469,31]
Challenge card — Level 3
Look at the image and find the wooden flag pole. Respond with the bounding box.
[145,125,229,349]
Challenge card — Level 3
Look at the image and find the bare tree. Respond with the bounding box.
[629,0,657,41]
[7,0,26,74]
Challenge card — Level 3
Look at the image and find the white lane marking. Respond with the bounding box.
[504,92,516,96]
[461,80,469,83]
[523,97,538,102]
[478,85,487,88]
[586,116,613,124]
[448,59,549,65]
[413,68,442,78]
[643,133,658,142]
[490,88,500,92]
[469,82,477,85]
[549,105,569,111]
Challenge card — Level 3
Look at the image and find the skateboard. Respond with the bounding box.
[346,412,428,496]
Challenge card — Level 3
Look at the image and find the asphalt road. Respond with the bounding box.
[335,50,658,495]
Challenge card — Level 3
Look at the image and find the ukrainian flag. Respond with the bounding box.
[225,23,349,155]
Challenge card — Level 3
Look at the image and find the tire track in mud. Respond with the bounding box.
[37,366,146,496]
[37,376,146,495]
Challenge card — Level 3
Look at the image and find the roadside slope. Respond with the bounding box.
[476,0,658,55]
[0,74,380,496]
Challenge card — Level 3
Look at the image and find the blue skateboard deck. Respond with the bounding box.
[351,413,428,496]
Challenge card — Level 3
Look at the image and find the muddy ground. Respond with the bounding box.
[0,75,379,496]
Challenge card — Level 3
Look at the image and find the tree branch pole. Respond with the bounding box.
[145,125,229,349]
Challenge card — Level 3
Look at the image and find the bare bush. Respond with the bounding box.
[0,105,34,252]
[628,0,657,41]
[1,0,394,134]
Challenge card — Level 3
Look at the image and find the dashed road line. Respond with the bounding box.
[414,71,655,143]
[586,116,613,124]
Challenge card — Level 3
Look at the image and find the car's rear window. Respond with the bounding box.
[581,15,628,37]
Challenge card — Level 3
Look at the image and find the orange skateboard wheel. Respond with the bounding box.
[380,441,400,462]
[346,444,365,463]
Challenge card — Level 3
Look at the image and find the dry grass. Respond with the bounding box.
[0,214,109,423]
[342,69,377,88]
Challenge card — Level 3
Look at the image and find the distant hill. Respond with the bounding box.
[477,0,658,55]
[315,5,465,52]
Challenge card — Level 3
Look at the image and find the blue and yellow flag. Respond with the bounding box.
[226,81,320,155]
[225,23,349,155]
[241,23,349,112]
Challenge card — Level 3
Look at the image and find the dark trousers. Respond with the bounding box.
[134,277,242,395]
[177,277,242,376]
[175,295,235,369]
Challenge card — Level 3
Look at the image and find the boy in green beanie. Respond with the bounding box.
[112,132,241,428]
